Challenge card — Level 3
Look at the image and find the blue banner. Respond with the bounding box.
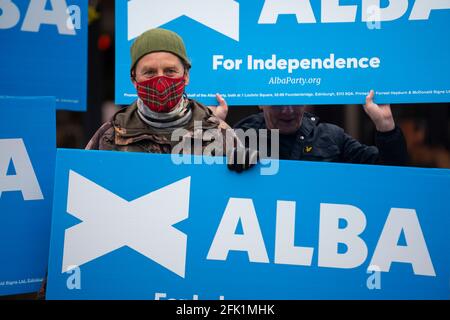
[116,0,450,106]
[0,0,88,111]
[47,149,450,299]
[0,96,56,296]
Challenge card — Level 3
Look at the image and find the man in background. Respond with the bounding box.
[233,91,408,165]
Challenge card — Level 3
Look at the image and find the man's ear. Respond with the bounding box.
[184,71,190,86]
[131,69,137,89]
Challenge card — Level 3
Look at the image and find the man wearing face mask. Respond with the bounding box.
[37,28,251,300]
[86,28,247,168]
[233,91,408,165]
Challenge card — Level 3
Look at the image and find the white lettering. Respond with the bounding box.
[258,0,316,24]
[275,201,314,266]
[322,0,357,23]
[410,0,450,20]
[369,208,436,276]
[318,204,368,269]
[22,0,76,35]
[207,198,270,263]
[0,0,20,29]
[0,139,43,201]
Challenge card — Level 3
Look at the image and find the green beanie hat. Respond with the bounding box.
[130,28,191,75]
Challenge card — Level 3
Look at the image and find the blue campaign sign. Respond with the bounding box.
[0,0,88,111]
[0,97,56,296]
[46,149,450,299]
[115,0,450,106]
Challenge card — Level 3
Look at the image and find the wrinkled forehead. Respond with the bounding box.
[136,51,185,69]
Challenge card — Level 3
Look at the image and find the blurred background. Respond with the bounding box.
[59,0,450,168]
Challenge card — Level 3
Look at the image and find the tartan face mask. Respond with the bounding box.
[136,75,186,113]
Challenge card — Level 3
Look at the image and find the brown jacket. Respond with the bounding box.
[86,99,234,155]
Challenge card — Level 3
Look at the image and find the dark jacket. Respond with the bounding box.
[233,112,408,165]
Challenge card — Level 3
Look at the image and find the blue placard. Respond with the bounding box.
[0,96,56,296]
[0,0,88,111]
[46,149,450,299]
[115,0,450,106]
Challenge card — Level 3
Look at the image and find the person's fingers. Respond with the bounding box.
[248,149,259,165]
[207,93,228,121]
[233,149,244,173]
[227,148,237,171]
[227,147,258,173]
[216,93,227,108]
[365,90,375,107]
[364,90,379,117]
[362,91,395,132]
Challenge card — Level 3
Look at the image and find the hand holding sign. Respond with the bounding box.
[207,94,228,121]
[364,90,396,133]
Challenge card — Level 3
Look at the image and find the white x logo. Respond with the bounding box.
[128,0,240,41]
[62,171,190,278]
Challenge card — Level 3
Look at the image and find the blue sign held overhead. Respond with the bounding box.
[47,149,450,299]
[0,96,56,296]
[0,0,88,111]
[116,0,450,106]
